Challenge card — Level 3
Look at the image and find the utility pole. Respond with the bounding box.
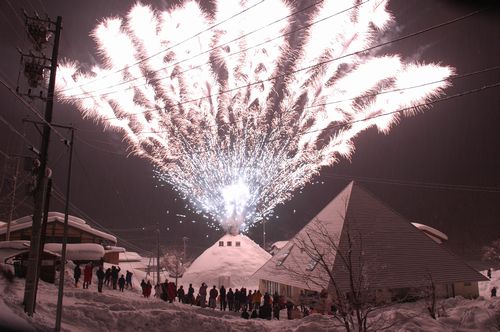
[157,222,160,285]
[6,156,20,241]
[21,13,62,316]
[55,128,75,332]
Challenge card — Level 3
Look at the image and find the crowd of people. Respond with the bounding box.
[73,263,306,320]
[150,280,304,320]
[73,263,134,293]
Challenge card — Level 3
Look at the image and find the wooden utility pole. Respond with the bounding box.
[22,14,62,316]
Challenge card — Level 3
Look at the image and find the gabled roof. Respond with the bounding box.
[253,182,487,292]
[0,212,116,244]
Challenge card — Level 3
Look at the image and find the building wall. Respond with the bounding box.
[452,281,479,298]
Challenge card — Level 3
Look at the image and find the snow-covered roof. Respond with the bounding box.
[411,222,448,243]
[254,182,487,292]
[0,212,117,244]
[0,221,6,227]
[44,243,104,261]
[105,246,126,254]
[181,234,271,289]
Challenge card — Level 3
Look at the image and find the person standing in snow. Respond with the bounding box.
[141,279,147,297]
[199,282,208,308]
[253,290,262,310]
[167,281,177,303]
[104,268,112,286]
[83,263,93,289]
[177,285,186,303]
[219,285,227,311]
[209,285,218,309]
[111,266,121,290]
[73,264,81,288]
[273,292,281,320]
[227,288,234,311]
[187,283,195,305]
[246,290,253,311]
[234,289,241,312]
[125,270,133,289]
[118,274,126,292]
[492,287,497,297]
[487,268,492,279]
[145,281,152,298]
[96,266,105,293]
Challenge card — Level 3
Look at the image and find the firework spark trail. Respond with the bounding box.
[56,0,453,233]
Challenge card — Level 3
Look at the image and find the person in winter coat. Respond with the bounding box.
[167,282,177,303]
[104,268,112,286]
[125,270,133,289]
[141,279,147,297]
[253,290,262,310]
[286,300,294,320]
[246,290,253,311]
[209,285,218,309]
[187,283,195,305]
[118,274,126,292]
[273,292,281,320]
[145,281,152,298]
[161,281,168,301]
[234,289,241,312]
[219,285,227,311]
[177,285,186,303]
[83,264,93,289]
[227,288,234,311]
[492,287,497,297]
[154,283,161,298]
[96,266,105,293]
[73,264,81,288]
[111,266,121,290]
[199,283,208,308]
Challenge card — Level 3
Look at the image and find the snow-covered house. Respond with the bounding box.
[180,234,271,289]
[0,212,117,246]
[270,241,289,256]
[253,182,487,303]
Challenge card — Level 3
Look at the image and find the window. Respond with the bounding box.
[276,245,293,266]
[219,241,224,247]
[235,241,241,247]
[306,256,319,271]
[227,241,232,246]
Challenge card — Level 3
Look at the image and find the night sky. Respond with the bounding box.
[0,0,499,259]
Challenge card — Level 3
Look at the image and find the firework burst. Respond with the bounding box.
[56,0,453,233]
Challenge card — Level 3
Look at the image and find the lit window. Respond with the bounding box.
[235,241,241,247]
[219,241,224,247]
[227,241,232,246]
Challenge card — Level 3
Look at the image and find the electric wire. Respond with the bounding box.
[322,173,500,194]
[62,0,331,98]
[57,0,269,93]
[68,7,483,121]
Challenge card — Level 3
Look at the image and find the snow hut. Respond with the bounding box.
[180,234,271,289]
[254,182,487,303]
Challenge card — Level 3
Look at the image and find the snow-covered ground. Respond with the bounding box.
[1,265,499,331]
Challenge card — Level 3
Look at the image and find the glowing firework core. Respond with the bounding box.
[57,0,453,233]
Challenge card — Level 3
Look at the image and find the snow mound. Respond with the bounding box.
[180,234,270,289]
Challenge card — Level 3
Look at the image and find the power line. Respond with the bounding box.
[69,7,483,122]
[58,0,268,94]
[136,64,500,135]
[0,113,35,148]
[322,173,500,194]
[62,0,331,98]
[0,75,68,142]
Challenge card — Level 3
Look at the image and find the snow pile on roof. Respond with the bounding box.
[44,243,104,261]
[180,234,270,289]
[412,222,449,243]
[0,212,117,244]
